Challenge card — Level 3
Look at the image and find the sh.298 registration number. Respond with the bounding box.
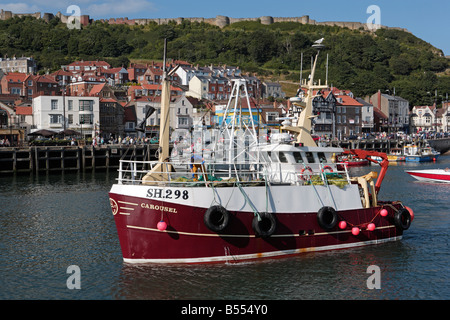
[146,188,189,200]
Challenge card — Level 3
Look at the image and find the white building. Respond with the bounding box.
[176,65,211,86]
[0,56,37,73]
[32,95,100,138]
[410,105,436,133]
[356,98,374,133]
[131,94,194,138]
[186,76,209,100]
[262,82,285,99]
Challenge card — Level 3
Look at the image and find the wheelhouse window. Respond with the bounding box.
[278,152,288,163]
[293,152,303,163]
[318,152,327,163]
[305,152,315,163]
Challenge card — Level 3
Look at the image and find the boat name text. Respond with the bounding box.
[146,188,189,200]
[141,203,178,213]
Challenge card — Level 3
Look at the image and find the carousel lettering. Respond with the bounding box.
[141,202,178,213]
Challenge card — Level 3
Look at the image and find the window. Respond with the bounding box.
[318,152,327,163]
[79,114,93,124]
[11,88,21,95]
[79,100,93,111]
[68,114,73,124]
[278,152,288,163]
[266,112,278,122]
[178,117,188,126]
[305,152,315,163]
[293,152,303,163]
[51,99,58,110]
[49,114,62,124]
[68,100,73,111]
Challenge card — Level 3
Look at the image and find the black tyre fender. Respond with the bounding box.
[394,208,411,230]
[204,205,230,232]
[317,206,338,231]
[252,212,277,238]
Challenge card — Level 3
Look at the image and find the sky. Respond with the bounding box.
[1,0,449,55]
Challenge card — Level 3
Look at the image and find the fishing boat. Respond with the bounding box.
[387,148,406,162]
[370,148,405,163]
[403,144,440,162]
[406,169,450,183]
[108,40,413,264]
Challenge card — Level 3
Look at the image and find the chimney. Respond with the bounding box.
[377,89,381,110]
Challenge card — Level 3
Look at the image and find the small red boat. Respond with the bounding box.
[337,152,369,170]
[406,169,450,183]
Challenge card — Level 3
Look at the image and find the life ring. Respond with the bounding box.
[252,212,277,238]
[300,167,313,180]
[204,205,230,232]
[322,166,333,173]
[317,206,338,231]
[394,208,411,230]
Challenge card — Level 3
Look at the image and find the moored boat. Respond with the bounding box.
[404,144,440,162]
[108,40,413,264]
[406,169,450,183]
[387,148,406,162]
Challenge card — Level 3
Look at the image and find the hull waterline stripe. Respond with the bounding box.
[122,235,403,264]
[126,224,396,238]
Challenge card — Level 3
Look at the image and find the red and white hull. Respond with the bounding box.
[109,183,407,264]
[406,169,450,183]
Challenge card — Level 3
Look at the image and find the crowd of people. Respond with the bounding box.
[0,138,10,147]
[91,135,157,146]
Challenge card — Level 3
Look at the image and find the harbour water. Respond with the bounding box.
[1,155,449,301]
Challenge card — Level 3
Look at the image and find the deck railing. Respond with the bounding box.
[116,159,351,188]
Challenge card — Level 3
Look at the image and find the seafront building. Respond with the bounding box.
[32,95,100,138]
[1,58,448,147]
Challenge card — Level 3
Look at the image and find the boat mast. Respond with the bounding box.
[283,41,329,147]
[142,39,178,184]
[158,38,171,163]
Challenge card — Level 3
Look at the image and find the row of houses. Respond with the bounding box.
[1,58,449,147]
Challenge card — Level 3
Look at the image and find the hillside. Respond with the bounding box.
[0,16,448,106]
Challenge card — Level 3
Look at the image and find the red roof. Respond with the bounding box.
[128,84,182,93]
[66,60,111,68]
[100,98,119,103]
[51,69,72,77]
[4,72,27,83]
[89,83,106,96]
[15,106,32,115]
[336,95,363,106]
[35,75,58,84]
